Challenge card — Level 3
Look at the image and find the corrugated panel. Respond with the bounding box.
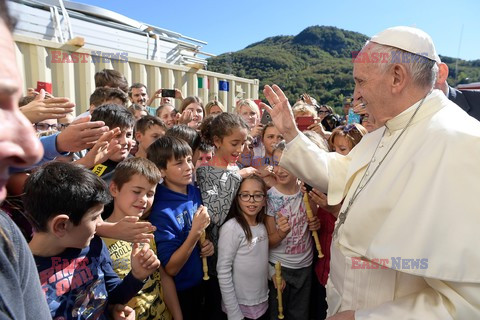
[13,34,259,115]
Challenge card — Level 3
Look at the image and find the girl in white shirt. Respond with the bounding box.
[217,175,271,320]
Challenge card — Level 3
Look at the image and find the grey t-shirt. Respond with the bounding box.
[0,210,51,319]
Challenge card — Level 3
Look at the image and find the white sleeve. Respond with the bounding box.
[280,133,331,193]
[355,278,480,319]
[217,222,244,320]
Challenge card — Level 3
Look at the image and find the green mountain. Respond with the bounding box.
[207,26,480,113]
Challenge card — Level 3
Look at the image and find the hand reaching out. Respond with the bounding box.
[20,89,75,123]
[75,128,121,168]
[98,216,156,243]
[56,115,109,153]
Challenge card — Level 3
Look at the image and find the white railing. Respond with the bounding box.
[14,34,259,115]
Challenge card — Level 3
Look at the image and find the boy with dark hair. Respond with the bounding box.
[90,87,128,110]
[165,124,202,163]
[76,87,129,120]
[77,104,157,245]
[135,115,167,158]
[95,69,129,93]
[84,103,136,183]
[195,141,214,169]
[102,157,182,320]
[147,136,213,320]
[25,162,160,320]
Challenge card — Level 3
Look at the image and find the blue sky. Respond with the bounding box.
[76,0,479,61]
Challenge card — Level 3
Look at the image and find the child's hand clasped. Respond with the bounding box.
[191,205,210,235]
[131,242,161,281]
[307,216,321,231]
[276,212,291,236]
[271,275,286,292]
[200,239,214,258]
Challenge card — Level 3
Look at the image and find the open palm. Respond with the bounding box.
[261,84,299,142]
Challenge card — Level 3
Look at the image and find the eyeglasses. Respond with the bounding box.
[318,110,330,114]
[33,123,69,132]
[238,193,265,202]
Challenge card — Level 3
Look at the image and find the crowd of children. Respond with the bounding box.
[4,66,369,320]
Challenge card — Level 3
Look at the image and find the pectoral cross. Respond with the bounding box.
[333,206,349,239]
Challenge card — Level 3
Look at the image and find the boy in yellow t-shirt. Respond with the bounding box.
[102,157,182,319]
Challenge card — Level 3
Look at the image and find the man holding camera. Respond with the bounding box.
[128,83,183,115]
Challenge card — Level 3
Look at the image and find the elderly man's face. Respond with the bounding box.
[0,20,43,201]
[353,43,390,125]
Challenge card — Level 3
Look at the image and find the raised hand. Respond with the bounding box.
[250,123,264,138]
[75,128,121,168]
[177,109,193,125]
[302,93,316,106]
[261,85,299,142]
[174,88,184,100]
[131,242,161,281]
[56,115,109,152]
[20,89,75,123]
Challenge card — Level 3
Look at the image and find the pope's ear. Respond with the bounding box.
[49,214,71,238]
[391,64,408,94]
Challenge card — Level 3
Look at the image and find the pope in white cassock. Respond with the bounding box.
[262,26,480,319]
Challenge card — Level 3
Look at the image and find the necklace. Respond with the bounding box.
[333,92,431,238]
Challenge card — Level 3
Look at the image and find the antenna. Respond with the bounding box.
[455,24,464,82]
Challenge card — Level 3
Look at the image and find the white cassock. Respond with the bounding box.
[280,89,480,319]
